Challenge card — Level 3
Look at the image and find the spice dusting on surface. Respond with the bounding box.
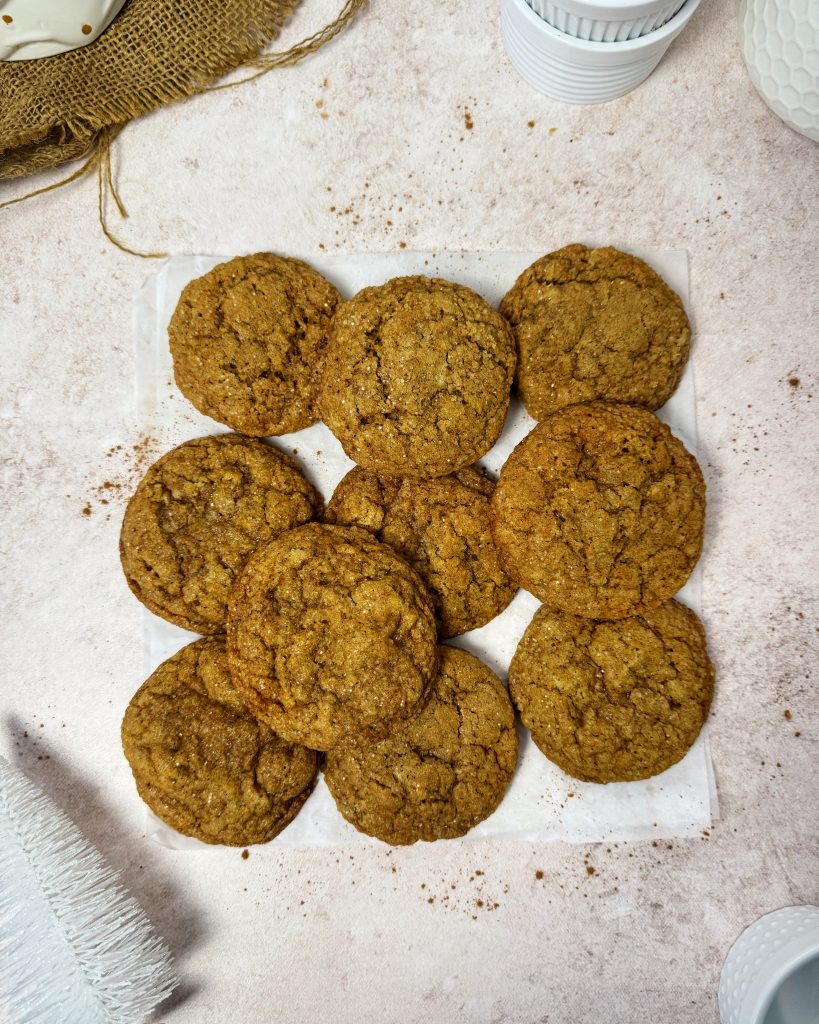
[241,849,249,860]
[412,866,506,916]
[784,709,792,720]
[789,377,800,388]
[535,870,544,880]
[463,110,474,131]
[83,436,161,519]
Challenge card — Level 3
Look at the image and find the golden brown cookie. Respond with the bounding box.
[490,402,705,619]
[508,600,714,783]
[227,523,438,751]
[318,276,517,478]
[121,637,318,845]
[500,245,691,420]
[324,465,517,638]
[169,253,341,436]
[120,434,320,634]
[324,646,518,844]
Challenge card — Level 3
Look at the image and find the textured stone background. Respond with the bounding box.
[1,1,817,1021]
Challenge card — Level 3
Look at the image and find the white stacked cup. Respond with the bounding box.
[502,0,703,103]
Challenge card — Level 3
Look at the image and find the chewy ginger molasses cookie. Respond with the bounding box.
[490,402,705,619]
[324,646,518,844]
[169,253,340,436]
[508,601,714,783]
[500,244,691,420]
[227,523,438,751]
[324,465,517,638]
[121,638,318,845]
[120,434,320,634]
[318,276,516,478]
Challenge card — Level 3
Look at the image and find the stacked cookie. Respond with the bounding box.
[496,246,713,784]
[120,256,520,847]
[119,434,324,845]
[119,245,713,848]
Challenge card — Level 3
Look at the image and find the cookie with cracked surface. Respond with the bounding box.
[169,253,341,436]
[324,465,517,638]
[120,433,320,634]
[318,276,517,478]
[121,637,318,845]
[490,401,705,618]
[324,645,518,844]
[500,244,691,420]
[227,523,438,751]
[508,600,714,783]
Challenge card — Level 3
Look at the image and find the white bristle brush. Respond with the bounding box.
[0,755,177,1024]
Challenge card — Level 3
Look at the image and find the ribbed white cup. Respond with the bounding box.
[719,906,819,1024]
[526,0,686,42]
[502,0,702,104]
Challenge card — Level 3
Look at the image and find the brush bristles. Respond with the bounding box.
[0,756,177,1024]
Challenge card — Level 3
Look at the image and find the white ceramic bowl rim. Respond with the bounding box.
[719,906,819,1024]
[754,939,819,1024]
[514,0,700,52]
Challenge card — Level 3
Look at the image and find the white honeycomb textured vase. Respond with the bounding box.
[739,0,819,142]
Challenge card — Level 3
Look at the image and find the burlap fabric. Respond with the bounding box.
[0,0,365,182]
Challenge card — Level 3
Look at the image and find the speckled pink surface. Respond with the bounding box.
[0,1,817,1022]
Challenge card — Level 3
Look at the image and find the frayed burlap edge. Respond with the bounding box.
[0,0,367,179]
[0,0,367,256]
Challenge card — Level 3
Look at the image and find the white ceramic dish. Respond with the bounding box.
[526,0,686,42]
[502,0,702,104]
[0,0,126,61]
[719,905,819,1024]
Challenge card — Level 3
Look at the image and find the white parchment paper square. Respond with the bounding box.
[134,249,717,849]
